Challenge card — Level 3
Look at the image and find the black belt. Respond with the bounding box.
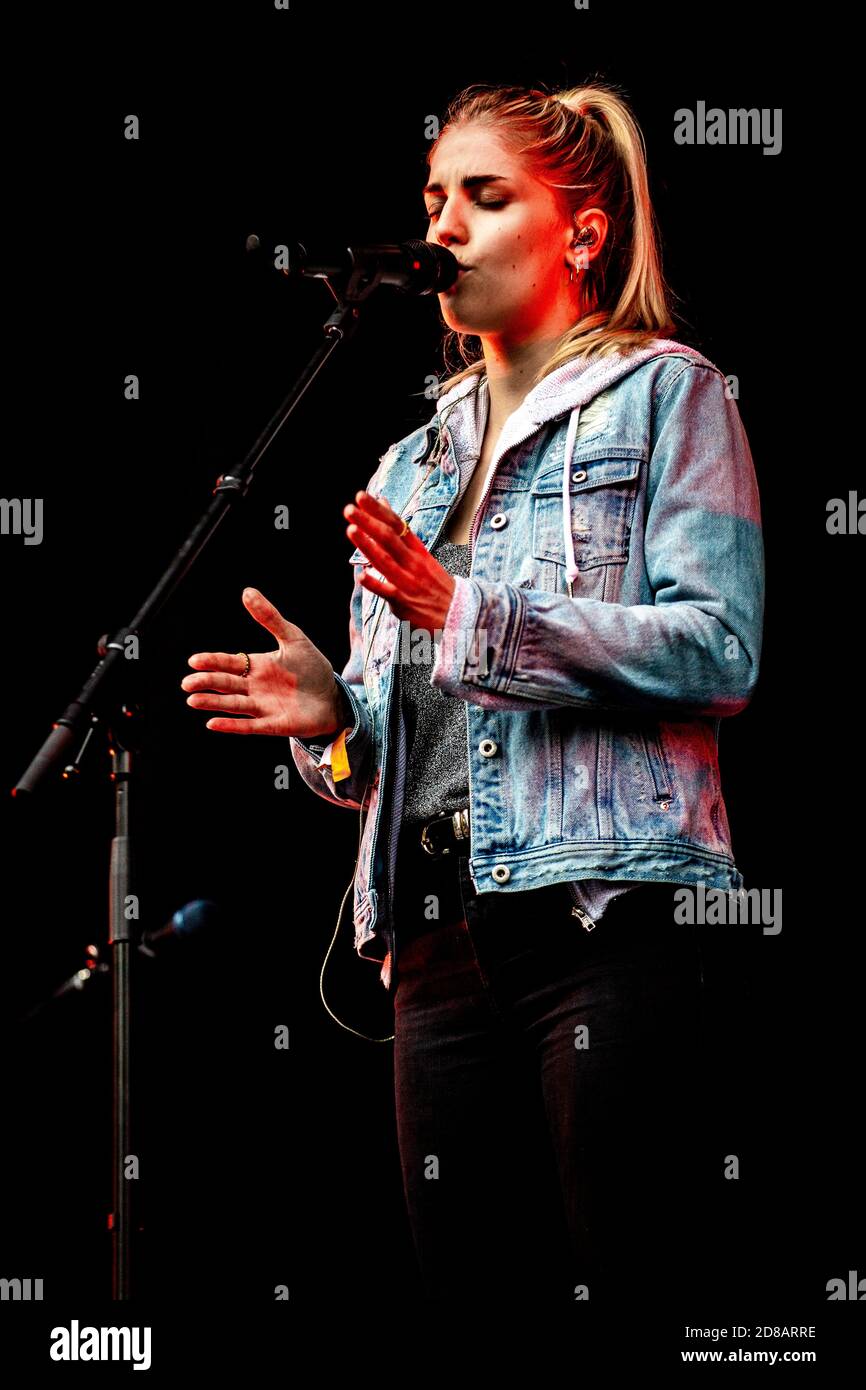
[405,805,471,860]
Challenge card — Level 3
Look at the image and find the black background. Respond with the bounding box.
[1,0,860,1370]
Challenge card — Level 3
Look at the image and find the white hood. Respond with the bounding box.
[434,338,713,587]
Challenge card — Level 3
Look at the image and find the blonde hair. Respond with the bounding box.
[425,80,681,396]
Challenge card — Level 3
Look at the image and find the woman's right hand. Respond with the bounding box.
[180,587,345,739]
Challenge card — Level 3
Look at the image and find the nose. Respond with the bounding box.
[427,207,467,251]
[430,230,468,265]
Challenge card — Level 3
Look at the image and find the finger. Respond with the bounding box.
[181,671,251,694]
[202,716,259,733]
[346,492,405,539]
[348,497,429,563]
[185,692,260,715]
[240,587,300,643]
[347,523,408,583]
[358,569,399,601]
[187,652,251,677]
[353,490,403,530]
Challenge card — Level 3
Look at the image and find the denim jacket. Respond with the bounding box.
[290,339,765,990]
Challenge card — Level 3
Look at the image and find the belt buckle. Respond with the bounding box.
[420,807,469,858]
[420,812,449,858]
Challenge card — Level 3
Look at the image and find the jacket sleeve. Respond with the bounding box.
[289,662,375,811]
[288,469,387,810]
[430,362,764,719]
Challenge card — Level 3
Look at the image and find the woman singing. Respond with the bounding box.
[182,82,764,1308]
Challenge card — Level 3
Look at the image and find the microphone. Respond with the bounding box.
[245,234,459,296]
[139,898,222,957]
[10,900,223,1026]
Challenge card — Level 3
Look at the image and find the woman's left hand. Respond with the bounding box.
[344,491,457,631]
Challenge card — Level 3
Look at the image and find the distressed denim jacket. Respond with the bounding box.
[290,339,765,990]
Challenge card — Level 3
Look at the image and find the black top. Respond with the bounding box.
[399,539,472,828]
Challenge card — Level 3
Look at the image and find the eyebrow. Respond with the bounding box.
[422,174,511,197]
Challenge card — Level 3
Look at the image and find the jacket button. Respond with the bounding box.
[490,512,508,530]
[571,470,587,483]
[479,738,498,757]
[492,864,511,883]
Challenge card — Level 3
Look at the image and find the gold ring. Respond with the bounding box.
[237,651,251,678]
[398,517,409,538]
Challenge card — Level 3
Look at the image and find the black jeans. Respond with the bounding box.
[392,827,707,1309]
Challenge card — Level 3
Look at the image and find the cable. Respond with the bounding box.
[317,382,484,1040]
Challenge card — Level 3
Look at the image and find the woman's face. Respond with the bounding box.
[423,123,579,344]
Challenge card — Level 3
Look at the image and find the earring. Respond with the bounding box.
[568,226,595,282]
[567,221,598,282]
[568,252,590,283]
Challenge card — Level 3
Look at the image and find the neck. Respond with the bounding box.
[480,334,563,429]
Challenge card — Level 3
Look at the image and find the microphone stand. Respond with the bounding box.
[10,245,406,1299]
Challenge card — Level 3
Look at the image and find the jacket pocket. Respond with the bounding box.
[531,452,642,572]
[639,724,676,805]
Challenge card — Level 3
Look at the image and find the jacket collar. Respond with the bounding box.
[427,337,714,582]
[433,337,711,433]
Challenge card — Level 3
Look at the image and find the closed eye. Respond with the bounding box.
[423,199,508,222]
